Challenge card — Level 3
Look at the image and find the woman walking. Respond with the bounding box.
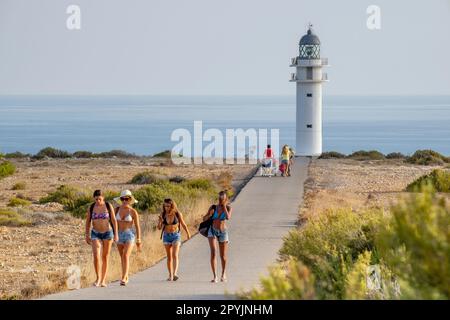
[203,191,232,283]
[158,198,191,281]
[114,190,142,286]
[85,190,118,287]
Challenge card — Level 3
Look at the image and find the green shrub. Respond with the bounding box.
[0,209,30,226]
[0,161,16,179]
[347,150,385,160]
[95,150,137,158]
[134,178,217,213]
[319,151,346,159]
[152,150,172,158]
[4,152,30,159]
[406,150,449,165]
[249,184,449,300]
[279,208,384,299]
[376,184,450,299]
[73,151,93,158]
[406,169,450,193]
[245,259,316,300]
[39,185,119,218]
[11,182,26,190]
[33,147,72,159]
[386,152,406,159]
[130,171,161,184]
[183,178,214,191]
[7,197,31,207]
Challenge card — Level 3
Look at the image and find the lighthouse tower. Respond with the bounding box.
[290,25,329,156]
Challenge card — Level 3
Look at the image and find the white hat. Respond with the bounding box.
[114,189,138,205]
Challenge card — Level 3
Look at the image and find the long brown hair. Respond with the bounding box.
[161,198,178,217]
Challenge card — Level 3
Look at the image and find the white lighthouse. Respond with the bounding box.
[290,24,329,156]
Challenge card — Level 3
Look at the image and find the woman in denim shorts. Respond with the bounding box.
[158,198,191,281]
[202,191,233,283]
[113,190,142,286]
[85,190,118,287]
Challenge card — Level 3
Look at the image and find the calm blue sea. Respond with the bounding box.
[0,95,449,156]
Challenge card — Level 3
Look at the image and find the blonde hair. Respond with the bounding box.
[282,145,290,155]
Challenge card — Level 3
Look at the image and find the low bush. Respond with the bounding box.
[386,152,406,159]
[152,150,172,158]
[406,169,450,192]
[347,150,385,160]
[0,161,16,179]
[406,150,449,165]
[95,150,137,158]
[0,209,30,226]
[248,185,450,300]
[33,147,72,159]
[319,151,346,159]
[7,197,32,207]
[72,151,94,158]
[129,171,161,185]
[11,182,26,190]
[4,152,30,159]
[377,184,450,299]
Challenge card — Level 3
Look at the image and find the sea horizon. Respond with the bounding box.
[1,94,449,156]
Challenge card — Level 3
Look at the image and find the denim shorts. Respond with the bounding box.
[162,231,181,246]
[91,229,114,241]
[208,227,229,243]
[118,229,135,244]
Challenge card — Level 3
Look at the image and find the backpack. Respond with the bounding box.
[198,205,215,238]
[160,211,181,240]
[90,202,115,235]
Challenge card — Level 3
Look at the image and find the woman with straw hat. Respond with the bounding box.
[114,190,142,286]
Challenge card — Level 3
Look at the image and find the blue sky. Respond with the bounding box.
[0,0,449,95]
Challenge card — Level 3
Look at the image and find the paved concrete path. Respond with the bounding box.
[42,157,310,300]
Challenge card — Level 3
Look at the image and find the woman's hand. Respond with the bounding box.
[136,241,142,252]
[85,234,91,245]
[186,232,191,240]
[114,234,119,243]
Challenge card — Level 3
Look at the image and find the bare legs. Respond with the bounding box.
[91,239,112,287]
[117,242,134,284]
[165,242,181,281]
[208,237,228,282]
[91,240,101,286]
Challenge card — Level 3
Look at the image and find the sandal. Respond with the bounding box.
[211,277,218,283]
[173,275,179,281]
[221,276,227,282]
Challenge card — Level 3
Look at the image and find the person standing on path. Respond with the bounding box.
[114,190,142,286]
[281,145,291,177]
[85,190,118,287]
[158,198,191,281]
[203,191,233,283]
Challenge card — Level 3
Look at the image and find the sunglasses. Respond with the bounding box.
[121,197,131,201]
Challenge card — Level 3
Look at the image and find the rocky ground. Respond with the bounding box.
[0,158,256,299]
[301,158,450,221]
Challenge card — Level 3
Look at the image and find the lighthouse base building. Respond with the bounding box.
[290,25,329,157]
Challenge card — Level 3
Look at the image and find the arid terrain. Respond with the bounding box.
[301,158,449,221]
[0,158,256,299]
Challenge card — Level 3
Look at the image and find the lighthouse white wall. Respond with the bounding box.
[295,63,323,156]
